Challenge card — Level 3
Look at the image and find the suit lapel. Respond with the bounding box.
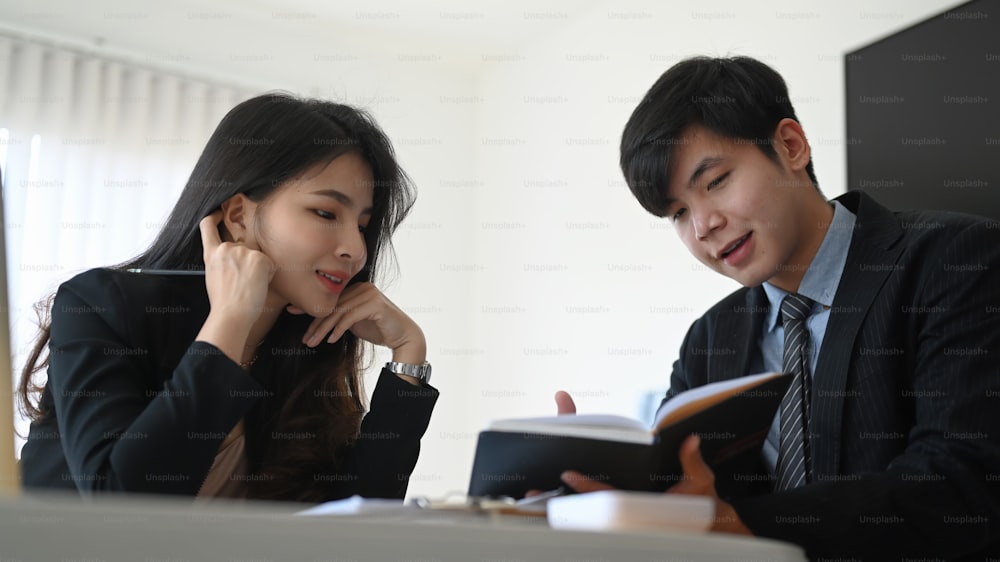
[809,191,904,477]
[710,286,766,382]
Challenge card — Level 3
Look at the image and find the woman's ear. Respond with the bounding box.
[774,118,811,173]
[219,193,255,246]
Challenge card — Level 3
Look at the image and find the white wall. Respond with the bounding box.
[1,0,965,499]
[419,0,966,498]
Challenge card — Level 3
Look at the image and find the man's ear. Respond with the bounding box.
[219,193,254,245]
[774,118,811,173]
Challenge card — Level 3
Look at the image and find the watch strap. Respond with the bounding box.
[385,361,432,384]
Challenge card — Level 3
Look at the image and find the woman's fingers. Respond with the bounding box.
[303,300,365,346]
[302,283,367,345]
[199,211,224,262]
[300,283,419,352]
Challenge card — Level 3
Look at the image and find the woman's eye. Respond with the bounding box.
[671,208,687,222]
[314,209,335,220]
[358,224,368,233]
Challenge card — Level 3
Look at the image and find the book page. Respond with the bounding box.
[296,495,412,516]
[487,414,653,444]
[652,372,783,430]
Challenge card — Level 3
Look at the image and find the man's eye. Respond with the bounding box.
[707,172,729,190]
[672,208,687,222]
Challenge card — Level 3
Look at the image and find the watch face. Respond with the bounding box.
[413,363,431,382]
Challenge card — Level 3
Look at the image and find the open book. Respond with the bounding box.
[467,372,790,498]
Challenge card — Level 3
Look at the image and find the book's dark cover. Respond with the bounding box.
[467,374,791,498]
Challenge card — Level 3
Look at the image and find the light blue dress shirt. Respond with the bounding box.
[759,200,857,474]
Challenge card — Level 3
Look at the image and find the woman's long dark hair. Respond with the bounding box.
[18,92,415,502]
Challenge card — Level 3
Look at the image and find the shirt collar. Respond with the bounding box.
[763,200,857,332]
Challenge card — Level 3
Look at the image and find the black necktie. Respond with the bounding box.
[776,293,814,491]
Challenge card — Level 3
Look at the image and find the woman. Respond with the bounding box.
[17,93,438,502]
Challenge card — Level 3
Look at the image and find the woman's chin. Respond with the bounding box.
[301,300,337,318]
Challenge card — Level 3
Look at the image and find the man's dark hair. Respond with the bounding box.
[620,56,819,217]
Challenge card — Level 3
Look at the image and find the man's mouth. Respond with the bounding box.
[719,233,751,259]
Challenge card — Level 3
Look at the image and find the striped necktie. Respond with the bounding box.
[775,293,814,491]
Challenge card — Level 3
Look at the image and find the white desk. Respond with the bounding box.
[0,492,806,561]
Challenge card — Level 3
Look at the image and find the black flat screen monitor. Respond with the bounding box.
[845,0,999,219]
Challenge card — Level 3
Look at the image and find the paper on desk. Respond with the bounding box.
[547,490,714,533]
[296,495,416,516]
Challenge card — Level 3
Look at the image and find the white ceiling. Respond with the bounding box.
[0,0,970,95]
[0,0,604,72]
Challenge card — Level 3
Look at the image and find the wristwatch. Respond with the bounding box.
[385,361,432,384]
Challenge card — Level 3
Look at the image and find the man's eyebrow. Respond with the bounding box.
[313,189,373,215]
[663,194,676,211]
[688,156,725,187]
[661,156,726,212]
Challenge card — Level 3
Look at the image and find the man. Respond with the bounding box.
[559,56,1000,560]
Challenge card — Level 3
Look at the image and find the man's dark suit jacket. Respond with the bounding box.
[665,191,1000,560]
[20,268,438,500]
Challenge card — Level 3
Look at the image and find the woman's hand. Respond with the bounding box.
[199,211,275,325]
[298,282,426,364]
[195,211,275,364]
